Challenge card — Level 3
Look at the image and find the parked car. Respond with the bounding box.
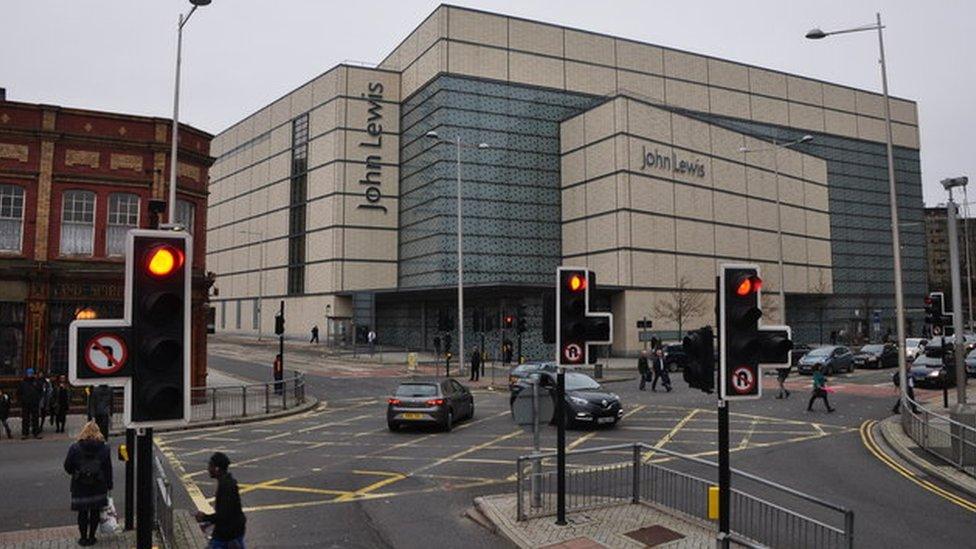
[796,346,854,375]
[791,344,813,368]
[909,354,956,389]
[510,371,623,428]
[965,349,976,377]
[662,343,689,372]
[387,378,474,432]
[853,343,898,369]
[905,338,928,362]
[508,361,557,390]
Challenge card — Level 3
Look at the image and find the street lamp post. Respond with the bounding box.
[239,230,265,340]
[426,131,490,376]
[807,12,910,404]
[167,0,210,226]
[739,135,813,324]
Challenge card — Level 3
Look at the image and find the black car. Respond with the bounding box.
[797,346,854,375]
[853,344,898,369]
[507,361,557,390]
[387,378,474,432]
[663,344,688,372]
[909,354,956,388]
[510,371,623,428]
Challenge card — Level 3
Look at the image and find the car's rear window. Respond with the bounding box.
[395,384,438,397]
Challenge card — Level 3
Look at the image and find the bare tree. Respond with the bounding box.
[809,271,830,344]
[654,276,709,339]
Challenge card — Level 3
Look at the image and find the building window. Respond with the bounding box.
[235,299,242,330]
[0,184,25,253]
[176,199,195,233]
[252,299,259,329]
[287,114,309,295]
[106,193,139,256]
[220,301,226,329]
[60,190,96,256]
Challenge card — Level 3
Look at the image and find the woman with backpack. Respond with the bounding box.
[64,420,113,546]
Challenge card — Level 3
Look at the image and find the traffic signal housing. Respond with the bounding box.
[504,314,514,329]
[719,264,792,400]
[517,304,527,334]
[129,231,191,425]
[682,326,714,393]
[274,314,285,335]
[556,267,611,366]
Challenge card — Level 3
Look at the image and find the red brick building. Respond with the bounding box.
[0,95,213,388]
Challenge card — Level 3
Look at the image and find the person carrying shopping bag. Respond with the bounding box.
[64,420,113,546]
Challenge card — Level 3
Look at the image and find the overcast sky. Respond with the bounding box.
[4,0,972,206]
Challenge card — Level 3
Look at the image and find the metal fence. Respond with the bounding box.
[901,396,976,478]
[516,442,853,549]
[153,454,174,549]
[111,372,307,428]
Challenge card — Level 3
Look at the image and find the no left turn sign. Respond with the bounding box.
[84,333,128,375]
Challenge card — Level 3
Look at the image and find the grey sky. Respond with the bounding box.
[4,0,972,206]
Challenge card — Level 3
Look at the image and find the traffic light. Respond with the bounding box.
[926,292,946,327]
[274,314,285,335]
[504,314,514,329]
[556,267,611,366]
[517,304,527,334]
[682,326,714,393]
[130,232,191,423]
[720,264,792,400]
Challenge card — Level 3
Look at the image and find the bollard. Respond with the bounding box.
[632,444,640,503]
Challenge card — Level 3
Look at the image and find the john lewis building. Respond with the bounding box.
[207,5,926,357]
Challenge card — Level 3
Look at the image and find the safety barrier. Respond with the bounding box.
[153,454,174,548]
[515,442,853,549]
[111,372,307,427]
[901,396,976,478]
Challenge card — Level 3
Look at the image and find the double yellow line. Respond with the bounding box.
[860,419,976,513]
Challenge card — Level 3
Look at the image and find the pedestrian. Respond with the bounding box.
[273,354,283,395]
[0,387,13,439]
[39,374,53,433]
[469,348,481,382]
[368,329,377,356]
[651,347,671,392]
[829,330,837,345]
[806,365,835,412]
[87,384,113,441]
[17,368,41,439]
[54,376,71,433]
[433,335,441,358]
[892,369,918,414]
[195,452,247,549]
[310,325,319,344]
[775,367,791,399]
[637,351,650,391]
[64,420,113,546]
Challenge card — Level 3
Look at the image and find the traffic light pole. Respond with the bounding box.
[136,428,154,549]
[278,300,285,374]
[718,400,731,547]
[555,367,566,525]
[125,428,135,530]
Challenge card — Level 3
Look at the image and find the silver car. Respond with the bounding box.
[905,338,927,362]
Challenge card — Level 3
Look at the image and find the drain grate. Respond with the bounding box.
[623,524,685,546]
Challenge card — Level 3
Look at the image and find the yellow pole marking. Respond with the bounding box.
[860,420,976,513]
[642,408,699,463]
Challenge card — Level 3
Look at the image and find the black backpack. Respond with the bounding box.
[75,449,104,488]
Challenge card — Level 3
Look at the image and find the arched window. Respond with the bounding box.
[176,198,195,233]
[0,184,25,253]
[60,190,96,256]
[106,193,140,256]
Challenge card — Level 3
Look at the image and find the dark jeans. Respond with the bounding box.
[56,412,67,433]
[807,389,833,411]
[77,508,99,540]
[639,372,648,390]
[893,386,918,414]
[21,407,39,437]
[470,364,480,381]
[652,370,671,391]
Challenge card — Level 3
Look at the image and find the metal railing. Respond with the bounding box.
[516,442,853,549]
[111,372,307,428]
[153,454,174,549]
[901,396,976,478]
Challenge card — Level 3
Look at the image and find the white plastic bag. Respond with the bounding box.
[99,496,120,534]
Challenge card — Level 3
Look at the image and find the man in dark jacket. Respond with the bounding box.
[17,368,41,439]
[196,452,246,548]
[54,376,71,433]
[0,387,12,439]
[637,351,650,391]
[87,385,113,441]
[469,348,481,382]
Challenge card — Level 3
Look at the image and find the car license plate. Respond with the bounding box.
[597,417,615,424]
[402,413,425,420]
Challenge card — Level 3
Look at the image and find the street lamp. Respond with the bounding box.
[739,135,813,324]
[425,130,490,375]
[239,229,265,340]
[942,176,970,406]
[806,12,910,399]
[167,0,211,226]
